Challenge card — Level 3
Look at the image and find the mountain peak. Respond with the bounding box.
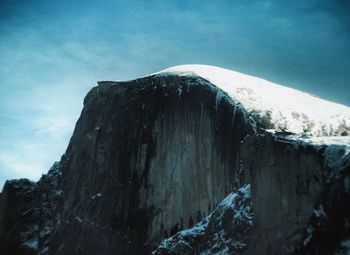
[154,64,350,136]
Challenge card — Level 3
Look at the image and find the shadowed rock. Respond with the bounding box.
[1,66,349,255]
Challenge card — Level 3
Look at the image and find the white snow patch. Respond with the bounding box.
[176,86,182,99]
[275,133,350,171]
[239,183,251,199]
[23,239,38,250]
[153,65,350,136]
[219,192,238,210]
[75,216,83,223]
[219,184,250,210]
[218,184,252,225]
[303,226,313,246]
[313,204,326,218]
[91,193,102,199]
[39,246,49,255]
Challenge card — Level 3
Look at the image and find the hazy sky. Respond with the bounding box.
[0,0,349,188]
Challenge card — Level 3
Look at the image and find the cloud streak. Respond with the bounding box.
[0,0,349,188]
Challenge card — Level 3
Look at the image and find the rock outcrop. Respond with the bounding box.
[1,65,349,255]
[152,132,350,255]
[241,133,350,255]
[153,184,253,255]
[0,162,62,255]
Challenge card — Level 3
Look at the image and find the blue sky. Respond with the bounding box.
[1,0,349,188]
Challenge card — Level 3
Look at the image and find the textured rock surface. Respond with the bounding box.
[241,135,324,254]
[240,133,333,255]
[152,133,350,255]
[0,68,349,255]
[153,184,253,255]
[49,75,254,255]
[0,74,255,254]
[0,162,62,255]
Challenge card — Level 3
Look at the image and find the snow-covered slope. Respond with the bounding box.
[155,65,350,136]
[153,184,253,255]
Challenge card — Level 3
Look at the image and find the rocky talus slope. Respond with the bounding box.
[1,65,349,255]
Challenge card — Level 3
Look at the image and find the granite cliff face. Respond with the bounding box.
[241,134,350,255]
[1,65,349,255]
[152,133,350,255]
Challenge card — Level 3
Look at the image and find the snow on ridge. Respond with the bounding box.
[154,64,350,137]
[272,132,350,171]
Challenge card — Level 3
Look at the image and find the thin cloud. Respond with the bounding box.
[0,0,349,188]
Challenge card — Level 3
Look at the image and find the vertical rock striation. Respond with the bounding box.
[0,74,253,255]
[49,75,255,254]
[153,133,350,255]
[1,65,349,255]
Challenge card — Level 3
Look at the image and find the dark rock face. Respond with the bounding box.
[294,149,350,255]
[241,134,325,254]
[0,162,62,255]
[49,75,254,255]
[152,133,350,255]
[0,178,37,255]
[240,133,350,255]
[0,75,255,254]
[0,74,349,255]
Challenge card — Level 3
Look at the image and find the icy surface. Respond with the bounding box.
[154,65,350,136]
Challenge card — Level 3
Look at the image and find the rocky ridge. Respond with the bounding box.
[0,65,349,255]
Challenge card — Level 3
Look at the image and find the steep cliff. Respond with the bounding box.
[1,65,349,255]
[152,133,350,255]
[241,133,350,255]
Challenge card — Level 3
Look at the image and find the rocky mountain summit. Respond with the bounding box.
[1,65,349,255]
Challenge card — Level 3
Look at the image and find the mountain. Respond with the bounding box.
[1,65,349,255]
[156,65,350,136]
